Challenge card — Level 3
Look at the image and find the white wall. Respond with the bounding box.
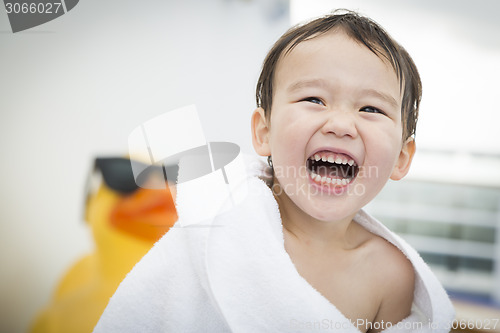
[0,1,289,332]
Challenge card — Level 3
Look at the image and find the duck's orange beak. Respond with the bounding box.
[109,185,177,242]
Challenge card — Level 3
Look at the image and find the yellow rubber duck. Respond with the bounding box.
[31,157,178,333]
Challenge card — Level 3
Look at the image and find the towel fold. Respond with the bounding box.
[94,156,454,333]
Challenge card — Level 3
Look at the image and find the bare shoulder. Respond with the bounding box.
[367,234,415,326]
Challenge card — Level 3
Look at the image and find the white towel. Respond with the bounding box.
[94,156,454,333]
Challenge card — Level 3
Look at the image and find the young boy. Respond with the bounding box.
[252,10,419,328]
[95,10,454,333]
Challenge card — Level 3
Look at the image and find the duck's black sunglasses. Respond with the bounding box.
[89,157,178,195]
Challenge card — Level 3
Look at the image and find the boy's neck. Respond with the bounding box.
[274,191,360,250]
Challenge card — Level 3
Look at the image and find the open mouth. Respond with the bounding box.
[306,151,359,186]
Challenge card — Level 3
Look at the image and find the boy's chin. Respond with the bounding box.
[294,199,360,223]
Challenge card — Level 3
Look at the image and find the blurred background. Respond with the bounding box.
[1,0,499,332]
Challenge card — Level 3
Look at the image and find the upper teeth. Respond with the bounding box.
[312,153,355,166]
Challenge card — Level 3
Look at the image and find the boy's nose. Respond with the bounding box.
[320,109,358,138]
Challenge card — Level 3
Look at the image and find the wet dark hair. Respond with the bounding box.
[255,9,421,140]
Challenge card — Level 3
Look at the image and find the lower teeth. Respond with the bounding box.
[311,172,350,185]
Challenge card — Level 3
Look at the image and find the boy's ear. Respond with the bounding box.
[251,107,271,156]
[390,138,416,181]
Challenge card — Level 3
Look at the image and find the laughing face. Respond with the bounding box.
[252,30,415,224]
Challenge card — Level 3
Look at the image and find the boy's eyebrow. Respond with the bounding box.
[287,79,329,93]
[287,79,399,109]
[359,88,399,109]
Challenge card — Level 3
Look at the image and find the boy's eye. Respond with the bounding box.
[301,97,325,106]
[360,106,385,115]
